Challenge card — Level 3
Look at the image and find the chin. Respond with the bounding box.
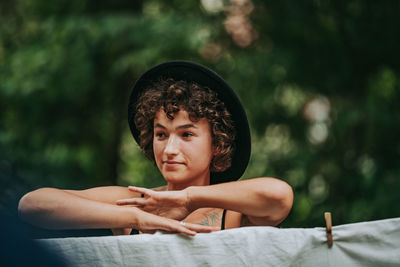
[162,172,194,185]
[163,173,188,184]
[162,171,210,188]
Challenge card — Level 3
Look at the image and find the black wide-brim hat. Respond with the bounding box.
[128,61,251,184]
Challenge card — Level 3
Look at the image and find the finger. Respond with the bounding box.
[157,219,196,236]
[184,223,220,233]
[116,198,147,205]
[174,223,217,236]
[165,220,197,236]
[128,186,153,197]
[174,225,197,236]
[169,221,218,236]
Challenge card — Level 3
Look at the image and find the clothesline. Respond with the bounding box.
[39,217,400,266]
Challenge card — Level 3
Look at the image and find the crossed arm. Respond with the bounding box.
[18,186,214,236]
[117,178,294,227]
[18,177,293,235]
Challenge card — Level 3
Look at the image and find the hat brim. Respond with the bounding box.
[128,61,251,184]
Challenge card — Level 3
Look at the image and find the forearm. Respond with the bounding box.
[18,188,138,230]
[186,178,293,224]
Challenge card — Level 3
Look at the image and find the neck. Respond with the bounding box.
[167,173,210,191]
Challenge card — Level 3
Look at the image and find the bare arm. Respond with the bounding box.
[18,187,141,229]
[18,186,216,235]
[187,178,293,226]
[118,177,293,226]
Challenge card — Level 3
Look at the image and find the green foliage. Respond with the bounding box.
[1,0,400,227]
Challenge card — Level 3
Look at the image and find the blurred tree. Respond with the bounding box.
[1,0,399,228]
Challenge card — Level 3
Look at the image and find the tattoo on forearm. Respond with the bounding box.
[198,211,221,226]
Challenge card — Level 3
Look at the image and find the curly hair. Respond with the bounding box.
[134,78,236,172]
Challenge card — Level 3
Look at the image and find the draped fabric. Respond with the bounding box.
[39,217,400,267]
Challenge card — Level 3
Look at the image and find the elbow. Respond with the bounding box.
[18,190,38,222]
[274,180,294,221]
[259,178,294,225]
[18,188,52,224]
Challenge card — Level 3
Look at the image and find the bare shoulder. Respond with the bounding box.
[184,208,244,229]
[184,208,223,227]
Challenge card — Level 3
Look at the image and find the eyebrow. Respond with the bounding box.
[154,123,198,130]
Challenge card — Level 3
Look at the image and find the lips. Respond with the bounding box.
[163,160,184,165]
[162,160,185,171]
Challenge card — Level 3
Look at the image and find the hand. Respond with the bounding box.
[135,209,219,236]
[116,186,190,221]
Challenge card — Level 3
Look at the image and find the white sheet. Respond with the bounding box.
[39,217,400,266]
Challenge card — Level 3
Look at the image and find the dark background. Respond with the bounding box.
[1,0,399,228]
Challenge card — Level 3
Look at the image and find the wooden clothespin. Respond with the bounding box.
[324,212,333,248]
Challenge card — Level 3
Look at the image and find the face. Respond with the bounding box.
[153,109,213,189]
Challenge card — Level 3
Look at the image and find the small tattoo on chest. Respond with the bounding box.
[198,211,221,226]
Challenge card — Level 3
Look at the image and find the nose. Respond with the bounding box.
[164,135,179,156]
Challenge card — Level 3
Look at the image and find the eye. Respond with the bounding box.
[155,132,167,139]
[182,132,194,138]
